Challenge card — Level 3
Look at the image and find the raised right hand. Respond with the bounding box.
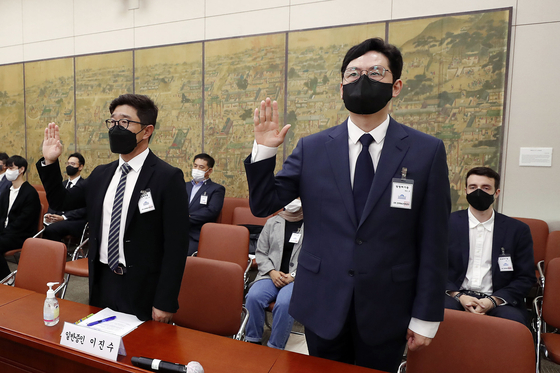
[43,122,63,165]
[254,97,291,148]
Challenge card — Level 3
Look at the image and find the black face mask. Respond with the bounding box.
[66,165,79,176]
[466,189,495,211]
[342,75,394,115]
[108,125,145,154]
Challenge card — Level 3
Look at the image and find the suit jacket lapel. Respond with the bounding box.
[360,118,410,226]
[458,210,470,273]
[491,212,505,279]
[125,151,156,231]
[325,121,357,227]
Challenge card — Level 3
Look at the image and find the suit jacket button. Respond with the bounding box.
[356,239,363,245]
[348,270,355,277]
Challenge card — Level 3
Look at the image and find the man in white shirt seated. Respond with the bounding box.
[0,155,41,278]
[446,166,536,326]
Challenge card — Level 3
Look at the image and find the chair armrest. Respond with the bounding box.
[0,270,17,285]
[235,306,250,341]
[537,260,545,288]
[71,238,90,261]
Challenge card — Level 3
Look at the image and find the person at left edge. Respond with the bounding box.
[37,94,190,322]
[186,153,225,256]
[0,152,11,198]
[0,155,41,279]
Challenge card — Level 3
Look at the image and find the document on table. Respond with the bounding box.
[77,308,144,337]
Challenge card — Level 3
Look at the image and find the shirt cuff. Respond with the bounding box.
[408,317,440,339]
[62,215,68,220]
[251,140,277,163]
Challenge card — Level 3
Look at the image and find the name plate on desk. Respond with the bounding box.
[60,322,126,361]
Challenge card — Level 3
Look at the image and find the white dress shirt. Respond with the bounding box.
[251,115,439,339]
[99,148,150,267]
[461,208,495,294]
[5,185,21,227]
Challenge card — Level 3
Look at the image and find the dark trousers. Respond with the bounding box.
[42,220,87,243]
[444,294,530,327]
[0,235,25,279]
[91,262,144,318]
[304,297,407,373]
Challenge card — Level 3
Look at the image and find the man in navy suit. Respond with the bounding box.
[42,152,87,243]
[0,153,11,198]
[244,38,450,372]
[186,153,225,256]
[38,94,189,322]
[0,155,41,278]
[445,167,535,326]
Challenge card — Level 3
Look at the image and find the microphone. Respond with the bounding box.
[131,357,204,373]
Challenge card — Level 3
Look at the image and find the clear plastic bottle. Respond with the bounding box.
[43,282,60,326]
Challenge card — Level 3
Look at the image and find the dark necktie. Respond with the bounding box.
[353,134,375,221]
[108,163,132,271]
[66,181,72,189]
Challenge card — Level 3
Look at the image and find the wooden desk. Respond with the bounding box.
[0,286,384,372]
[0,285,34,306]
[271,351,379,373]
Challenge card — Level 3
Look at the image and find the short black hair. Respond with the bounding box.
[0,152,8,163]
[6,155,28,175]
[109,94,158,126]
[341,38,403,82]
[193,153,215,168]
[466,167,500,190]
[68,152,85,166]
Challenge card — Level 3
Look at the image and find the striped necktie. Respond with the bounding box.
[107,163,132,272]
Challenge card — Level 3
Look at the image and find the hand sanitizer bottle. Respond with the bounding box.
[43,282,60,326]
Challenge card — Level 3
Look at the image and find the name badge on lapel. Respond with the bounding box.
[200,193,208,205]
[138,189,155,214]
[498,247,513,272]
[391,167,414,210]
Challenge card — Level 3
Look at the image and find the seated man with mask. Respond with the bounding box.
[0,155,41,278]
[245,198,303,350]
[186,153,225,256]
[446,166,536,326]
[42,152,88,243]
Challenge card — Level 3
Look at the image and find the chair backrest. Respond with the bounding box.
[197,223,249,271]
[544,231,560,273]
[14,238,67,295]
[32,184,45,192]
[231,206,270,226]
[216,197,249,225]
[513,217,549,266]
[543,258,560,327]
[174,256,244,336]
[405,309,535,373]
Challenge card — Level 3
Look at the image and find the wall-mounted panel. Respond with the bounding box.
[389,9,510,210]
[285,23,386,155]
[24,58,74,184]
[135,43,203,174]
[75,51,133,175]
[205,34,286,197]
[0,64,25,157]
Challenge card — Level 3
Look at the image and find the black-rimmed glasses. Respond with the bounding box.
[105,118,148,130]
[343,66,392,84]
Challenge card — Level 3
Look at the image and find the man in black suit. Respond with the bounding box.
[186,153,225,255]
[38,94,189,322]
[446,167,536,326]
[0,155,41,278]
[0,153,11,198]
[42,152,87,243]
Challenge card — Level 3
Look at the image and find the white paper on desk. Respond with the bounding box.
[77,307,144,337]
